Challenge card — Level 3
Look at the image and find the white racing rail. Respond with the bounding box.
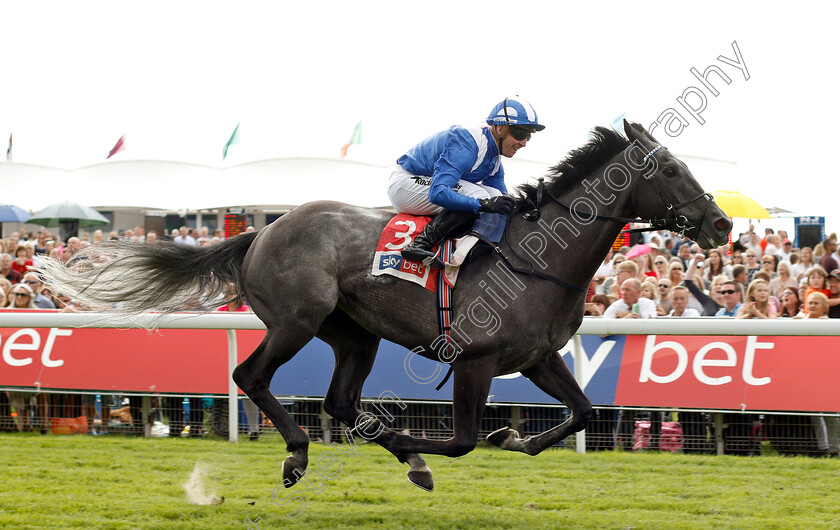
[1,313,838,445]
[0,312,263,442]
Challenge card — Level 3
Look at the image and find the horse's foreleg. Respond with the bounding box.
[232,329,313,488]
[487,351,592,455]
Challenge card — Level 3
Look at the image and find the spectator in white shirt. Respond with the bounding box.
[173,226,196,246]
[777,237,793,262]
[764,233,782,259]
[742,231,762,256]
[603,278,658,319]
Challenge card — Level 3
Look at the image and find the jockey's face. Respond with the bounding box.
[496,125,531,158]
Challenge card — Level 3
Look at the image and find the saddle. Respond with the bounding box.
[371,214,480,292]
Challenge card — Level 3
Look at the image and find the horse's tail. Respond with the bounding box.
[36,231,259,321]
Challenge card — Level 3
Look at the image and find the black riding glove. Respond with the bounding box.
[478,196,516,216]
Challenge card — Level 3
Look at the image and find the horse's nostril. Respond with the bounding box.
[714,218,731,232]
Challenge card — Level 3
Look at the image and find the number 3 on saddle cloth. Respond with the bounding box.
[372,213,480,346]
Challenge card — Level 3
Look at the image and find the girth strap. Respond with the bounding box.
[435,239,456,392]
[435,366,453,391]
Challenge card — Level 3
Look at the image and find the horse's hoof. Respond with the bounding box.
[407,469,434,492]
[487,427,520,449]
[281,456,306,488]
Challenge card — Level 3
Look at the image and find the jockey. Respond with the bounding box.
[388,96,545,268]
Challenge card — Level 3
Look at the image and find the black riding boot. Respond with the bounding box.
[401,210,477,269]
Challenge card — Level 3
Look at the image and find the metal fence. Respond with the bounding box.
[3,389,837,457]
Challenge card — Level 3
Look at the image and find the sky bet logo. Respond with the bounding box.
[379,254,403,270]
[379,253,427,277]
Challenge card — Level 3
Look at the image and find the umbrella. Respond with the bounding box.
[713,190,771,219]
[28,201,110,227]
[0,204,31,223]
[625,243,652,259]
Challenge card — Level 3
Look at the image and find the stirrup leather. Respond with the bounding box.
[401,245,445,269]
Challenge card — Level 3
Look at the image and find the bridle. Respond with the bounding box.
[635,145,715,237]
[525,144,715,239]
[483,143,716,293]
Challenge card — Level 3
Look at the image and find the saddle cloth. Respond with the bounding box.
[371,213,478,292]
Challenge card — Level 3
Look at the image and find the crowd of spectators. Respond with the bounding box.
[585,225,840,457]
[0,225,255,311]
[0,224,262,438]
[588,225,840,320]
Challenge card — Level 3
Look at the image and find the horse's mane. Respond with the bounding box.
[513,126,630,212]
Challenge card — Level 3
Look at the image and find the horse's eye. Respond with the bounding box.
[663,166,677,178]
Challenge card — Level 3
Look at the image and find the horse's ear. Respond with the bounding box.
[624,120,658,145]
[623,120,646,142]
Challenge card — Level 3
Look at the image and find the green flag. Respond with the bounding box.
[340,120,362,157]
[223,123,241,160]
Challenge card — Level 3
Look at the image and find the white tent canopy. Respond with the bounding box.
[0,153,733,216]
[0,157,557,214]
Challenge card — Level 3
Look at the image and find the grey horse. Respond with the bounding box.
[37,121,732,491]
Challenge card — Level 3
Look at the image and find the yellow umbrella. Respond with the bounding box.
[713,190,771,219]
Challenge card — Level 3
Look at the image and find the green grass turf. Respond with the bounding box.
[1,432,838,529]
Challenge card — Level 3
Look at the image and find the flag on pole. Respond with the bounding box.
[107,134,126,159]
[340,120,362,158]
[223,123,240,160]
[5,133,11,161]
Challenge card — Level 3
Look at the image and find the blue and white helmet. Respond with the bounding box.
[486,96,545,131]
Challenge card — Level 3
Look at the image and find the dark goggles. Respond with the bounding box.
[509,126,533,142]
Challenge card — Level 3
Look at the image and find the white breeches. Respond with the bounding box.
[387,165,502,215]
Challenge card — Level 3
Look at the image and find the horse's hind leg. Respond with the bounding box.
[318,310,433,491]
[233,328,318,488]
[487,351,593,455]
[328,352,499,463]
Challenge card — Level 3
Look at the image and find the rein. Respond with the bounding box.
[488,144,715,292]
